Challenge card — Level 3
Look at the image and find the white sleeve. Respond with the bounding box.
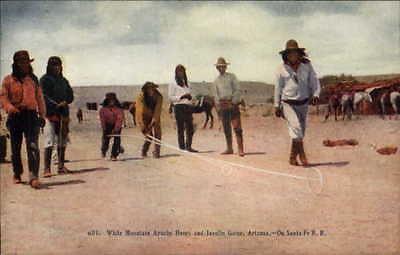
[308,64,321,98]
[168,83,180,103]
[274,69,284,107]
[231,74,241,104]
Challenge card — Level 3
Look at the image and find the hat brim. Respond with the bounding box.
[214,63,230,66]
[279,48,305,55]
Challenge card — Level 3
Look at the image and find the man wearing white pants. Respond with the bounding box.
[274,40,321,166]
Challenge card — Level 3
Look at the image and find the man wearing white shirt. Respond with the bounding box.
[211,57,244,157]
[274,40,320,166]
[168,65,198,152]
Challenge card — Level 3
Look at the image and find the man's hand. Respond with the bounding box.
[311,96,320,105]
[8,106,20,114]
[275,107,283,118]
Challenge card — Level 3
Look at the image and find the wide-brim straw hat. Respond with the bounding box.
[214,57,230,66]
[279,39,306,55]
[13,50,34,63]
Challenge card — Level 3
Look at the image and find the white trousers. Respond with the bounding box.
[43,119,69,148]
[282,102,308,140]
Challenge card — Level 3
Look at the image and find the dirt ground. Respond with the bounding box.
[1,106,399,255]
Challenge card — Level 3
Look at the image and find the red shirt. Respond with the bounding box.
[99,106,123,130]
[0,74,46,117]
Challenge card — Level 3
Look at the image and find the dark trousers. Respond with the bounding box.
[220,104,242,149]
[174,104,195,149]
[0,135,7,160]
[101,124,121,157]
[6,110,40,180]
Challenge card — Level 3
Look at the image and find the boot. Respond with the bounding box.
[289,140,299,166]
[153,144,161,159]
[236,134,245,157]
[185,134,198,153]
[57,147,71,174]
[298,140,309,166]
[221,133,233,155]
[43,147,52,177]
[142,141,151,157]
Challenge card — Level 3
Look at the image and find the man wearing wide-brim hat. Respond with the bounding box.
[135,81,163,158]
[0,50,46,189]
[274,40,321,166]
[211,57,244,157]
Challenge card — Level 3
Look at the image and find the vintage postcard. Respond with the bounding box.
[0,1,399,254]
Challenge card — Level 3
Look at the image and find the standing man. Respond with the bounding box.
[40,56,74,176]
[0,50,46,188]
[135,82,163,158]
[168,64,198,152]
[76,108,83,123]
[274,40,321,166]
[99,93,124,161]
[211,57,244,157]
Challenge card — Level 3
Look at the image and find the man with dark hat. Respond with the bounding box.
[40,56,74,176]
[274,39,321,166]
[99,92,124,161]
[0,50,46,189]
[135,82,163,158]
[211,57,245,157]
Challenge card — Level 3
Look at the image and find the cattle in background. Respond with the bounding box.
[86,102,98,111]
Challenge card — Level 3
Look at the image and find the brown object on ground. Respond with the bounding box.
[376,146,398,155]
[323,139,359,147]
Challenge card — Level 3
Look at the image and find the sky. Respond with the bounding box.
[1,1,399,86]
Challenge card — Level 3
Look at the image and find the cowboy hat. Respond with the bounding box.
[13,50,34,63]
[214,57,230,66]
[279,39,306,55]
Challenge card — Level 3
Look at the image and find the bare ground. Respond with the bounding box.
[1,108,399,255]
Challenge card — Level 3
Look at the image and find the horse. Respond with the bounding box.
[193,95,216,129]
[353,91,372,116]
[341,93,354,121]
[324,93,341,121]
[378,90,391,119]
[390,90,400,116]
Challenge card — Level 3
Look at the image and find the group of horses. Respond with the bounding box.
[324,87,400,121]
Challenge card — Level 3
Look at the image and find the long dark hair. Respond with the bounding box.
[12,63,39,86]
[175,64,188,87]
[46,64,63,77]
[281,49,310,64]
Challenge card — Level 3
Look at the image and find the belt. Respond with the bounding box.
[282,98,309,105]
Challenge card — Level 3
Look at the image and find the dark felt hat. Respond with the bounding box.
[13,50,34,63]
[279,39,306,55]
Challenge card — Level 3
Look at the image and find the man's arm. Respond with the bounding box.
[231,74,241,104]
